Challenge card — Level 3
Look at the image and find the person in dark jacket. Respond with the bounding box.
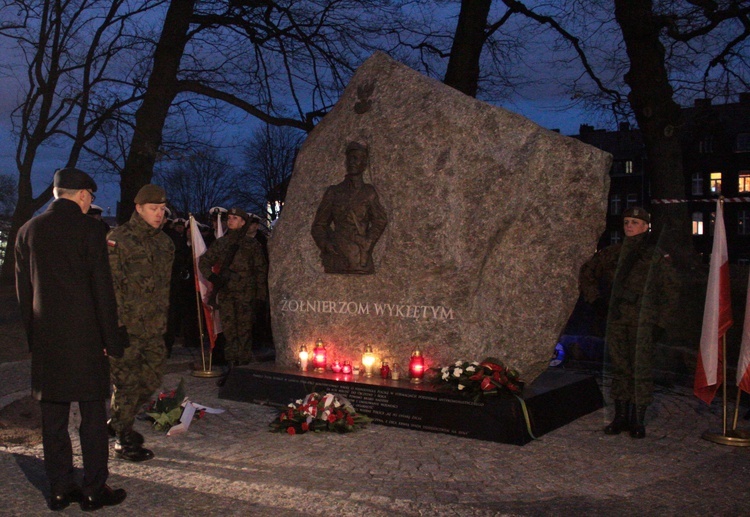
[15,167,127,511]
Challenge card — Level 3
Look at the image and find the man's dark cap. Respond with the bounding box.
[87,204,104,215]
[623,206,650,223]
[54,167,97,192]
[346,141,368,154]
[228,207,249,222]
[134,184,167,204]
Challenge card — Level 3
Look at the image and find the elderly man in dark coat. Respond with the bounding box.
[15,168,127,511]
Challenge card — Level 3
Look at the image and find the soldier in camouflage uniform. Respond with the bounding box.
[579,207,678,439]
[107,184,174,461]
[199,208,268,365]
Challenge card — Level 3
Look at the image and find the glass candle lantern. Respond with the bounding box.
[341,361,352,374]
[362,345,377,377]
[380,361,391,379]
[331,359,342,373]
[298,344,309,371]
[312,338,327,372]
[409,348,425,383]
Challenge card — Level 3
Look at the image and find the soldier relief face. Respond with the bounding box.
[136,203,167,228]
[623,217,649,237]
[345,149,368,176]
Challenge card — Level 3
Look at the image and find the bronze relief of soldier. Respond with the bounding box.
[311,141,388,274]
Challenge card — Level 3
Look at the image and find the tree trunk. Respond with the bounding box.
[613,0,695,266]
[444,0,492,97]
[118,0,196,223]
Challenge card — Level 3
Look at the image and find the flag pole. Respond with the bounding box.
[189,214,222,378]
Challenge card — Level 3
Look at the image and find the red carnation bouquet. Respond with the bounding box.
[269,392,372,435]
[432,357,523,401]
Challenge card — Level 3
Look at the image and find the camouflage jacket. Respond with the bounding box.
[107,212,174,337]
[579,232,678,328]
[199,230,268,300]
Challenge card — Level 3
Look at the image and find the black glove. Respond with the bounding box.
[108,326,129,359]
[208,272,227,289]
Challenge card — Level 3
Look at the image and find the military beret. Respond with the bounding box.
[134,184,167,205]
[623,206,650,223]
[346,141,368,154]
[87,204,104,215]
[228,207,249,222]
[54,167,97,192]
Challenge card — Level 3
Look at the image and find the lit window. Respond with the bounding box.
[739,172,750,193]
[626,194,638,208]
[737,133,750,153]
[692,212,704,235]
[710,172,722,194]
[692,173,704,196]
[610,194,621,215]
[625,161,633,174]
[739,211,750,236]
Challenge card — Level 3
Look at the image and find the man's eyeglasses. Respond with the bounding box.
[87,190,96,202]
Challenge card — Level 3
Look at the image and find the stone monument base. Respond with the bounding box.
[219,366,603,445]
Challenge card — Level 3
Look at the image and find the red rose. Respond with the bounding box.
[301,422,309,431]
[480,376,494,391]
[346,416,355,426]
[286,426,296,435]
[469,372,484,381]
[327,413,337,423]
[480,361,504,372]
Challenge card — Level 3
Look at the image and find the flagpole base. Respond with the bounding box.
[701,429,750,447]
[191,367,223,378]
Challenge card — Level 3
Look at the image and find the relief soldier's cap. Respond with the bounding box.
[346,141,368,154]
[623,206,650,223]
[173,217,186,226]
[87,204,104,215]
[53,167,97,192]
[228,207,249,222]
[134,184,167,205]
[209,206,228,216]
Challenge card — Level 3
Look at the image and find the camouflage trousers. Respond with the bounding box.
[605,321,655,406]
[109,334,167,434]
[220,294,255,363]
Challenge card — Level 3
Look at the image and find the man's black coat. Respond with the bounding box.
[15,198,119,401]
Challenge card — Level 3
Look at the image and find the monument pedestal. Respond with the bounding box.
[219,366,603,445]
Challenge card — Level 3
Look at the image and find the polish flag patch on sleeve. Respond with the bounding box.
[107,239,117,248]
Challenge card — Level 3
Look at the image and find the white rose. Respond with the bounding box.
[453,368,463,377]
[458,384,465,390]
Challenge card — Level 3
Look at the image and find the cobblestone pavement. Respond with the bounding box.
[2,347,750,516]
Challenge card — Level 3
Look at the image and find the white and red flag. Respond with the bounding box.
[190,216,221,348]
[695,199,732,404]
[738,273,750,394]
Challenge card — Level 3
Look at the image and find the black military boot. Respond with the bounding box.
[115,430,153,462]
[629,405,647,439]
[603,400,631,435]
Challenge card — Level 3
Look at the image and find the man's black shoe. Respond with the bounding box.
[49,487,83,511]
[115,444,154,462]
[80,484,127,511]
